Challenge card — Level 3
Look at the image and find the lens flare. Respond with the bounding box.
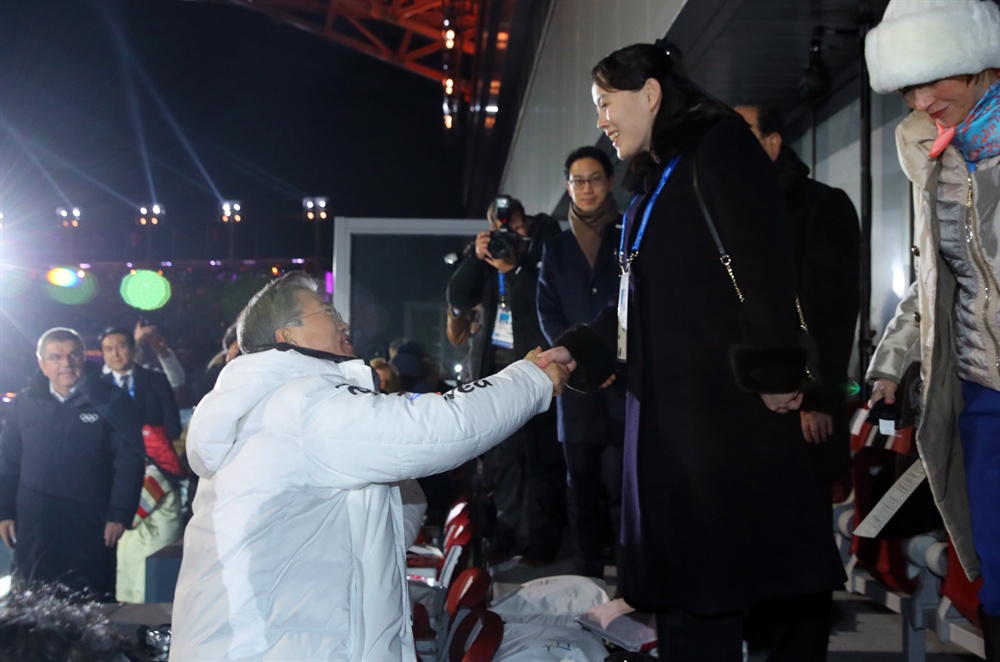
[844,380,861,397]
[46,267,79,287]
[43,269,99,305]
[120,270,171,310]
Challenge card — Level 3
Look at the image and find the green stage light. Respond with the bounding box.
[120,270,171,310]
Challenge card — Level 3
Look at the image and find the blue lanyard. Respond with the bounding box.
[497,271,506,304]
[618,155,682,268]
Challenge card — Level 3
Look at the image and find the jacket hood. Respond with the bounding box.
[186,346,368,477]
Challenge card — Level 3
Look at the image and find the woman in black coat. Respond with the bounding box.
[541,44,845,661]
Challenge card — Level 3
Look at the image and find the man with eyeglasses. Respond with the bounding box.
[447,196,566,567]
[0,327,145,601]
[537,145,626,579]
[170,271,571,661]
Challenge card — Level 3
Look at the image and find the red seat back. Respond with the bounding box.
[449,609,504,662]
[941,540,984,627]
[446,567,491,618]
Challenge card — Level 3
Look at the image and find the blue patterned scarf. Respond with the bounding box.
[952,79,1000,165]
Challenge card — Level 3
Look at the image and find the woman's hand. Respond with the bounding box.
[761,391,803,413]
[868,379,898,407]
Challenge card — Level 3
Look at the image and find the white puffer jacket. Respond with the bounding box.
[169,348,552,661]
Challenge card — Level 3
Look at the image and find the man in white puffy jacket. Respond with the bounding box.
[169,272,571,661]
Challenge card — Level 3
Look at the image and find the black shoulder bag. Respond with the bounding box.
[691,156,820,384]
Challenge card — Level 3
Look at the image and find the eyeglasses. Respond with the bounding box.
[41,351,84,365]
[288,304,344,326]
[567,174,607,190]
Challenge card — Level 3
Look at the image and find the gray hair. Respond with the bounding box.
[36,327,86,359]
[237,271,320,352]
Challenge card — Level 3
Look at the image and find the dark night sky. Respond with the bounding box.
[0,0,466,263]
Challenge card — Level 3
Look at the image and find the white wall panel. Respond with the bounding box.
[500,0,686,216]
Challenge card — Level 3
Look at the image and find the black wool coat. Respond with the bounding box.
[776,148,861,484]
[0,373,145,599]
[447,214,562,379]
[537,222,626,445]
[559,116,846,614]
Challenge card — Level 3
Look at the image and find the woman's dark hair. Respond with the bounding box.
[592,43,736,190]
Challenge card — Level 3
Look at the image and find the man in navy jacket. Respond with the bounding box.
[0,327,144,601]
[537,146,626,578]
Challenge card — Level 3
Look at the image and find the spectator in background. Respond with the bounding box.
[169,272,569,660]
[447,196,566,566]
[99,326,186,603]
[370,357,402,394]
[132,321,185,391]
[194,322,239,402]
[734,103,861,499]
[537,145,626,579]
[865,0,1000,656]
[0,327,145,602]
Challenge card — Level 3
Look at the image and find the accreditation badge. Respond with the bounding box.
[492,304,514,349]
[617,269,629,362]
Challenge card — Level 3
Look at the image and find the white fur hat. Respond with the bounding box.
[865,0,1000,94]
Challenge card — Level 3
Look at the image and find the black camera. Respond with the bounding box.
[487,196,519,260]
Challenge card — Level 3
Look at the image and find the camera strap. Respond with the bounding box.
[492,272,514,349]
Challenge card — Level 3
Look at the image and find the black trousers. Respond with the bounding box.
[563,442,623,578]
[656,592,832,662]
[482,407,566,559]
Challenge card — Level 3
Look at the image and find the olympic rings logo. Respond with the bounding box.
[79,413,99,423]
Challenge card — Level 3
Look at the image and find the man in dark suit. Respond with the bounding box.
[99,327,182,444]
[99,326,185,602]
[537,146,625,579]
[734,105,861,499]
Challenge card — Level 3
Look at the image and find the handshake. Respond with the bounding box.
[524,346,577,397]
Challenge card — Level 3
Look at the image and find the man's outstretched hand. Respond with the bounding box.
[525,347,572,396]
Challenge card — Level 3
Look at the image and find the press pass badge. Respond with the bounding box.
[617,270,629,362]
[492,305,514,349]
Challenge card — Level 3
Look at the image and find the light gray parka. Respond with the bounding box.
[867,109,1000,580]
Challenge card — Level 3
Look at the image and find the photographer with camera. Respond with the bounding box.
[447,195,565,566]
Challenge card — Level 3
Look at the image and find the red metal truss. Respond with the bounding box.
[189,0,478,91]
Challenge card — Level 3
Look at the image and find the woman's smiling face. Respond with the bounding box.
[901,72,998,128]
[592,79,659,161]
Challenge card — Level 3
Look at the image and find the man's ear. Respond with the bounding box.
[275,327,293,345]
[764,132,782,162]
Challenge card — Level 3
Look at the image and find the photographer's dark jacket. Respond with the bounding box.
[0,372,144,596]
[538,221,626,445]
[447,214,561,380]
[556,116,845,613]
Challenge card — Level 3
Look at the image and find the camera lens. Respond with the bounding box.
[487,230,515,260]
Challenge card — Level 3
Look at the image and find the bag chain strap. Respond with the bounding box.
[692,156,744,303]
[692,155,812,339]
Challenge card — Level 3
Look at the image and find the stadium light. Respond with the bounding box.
[56,206,81,228]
